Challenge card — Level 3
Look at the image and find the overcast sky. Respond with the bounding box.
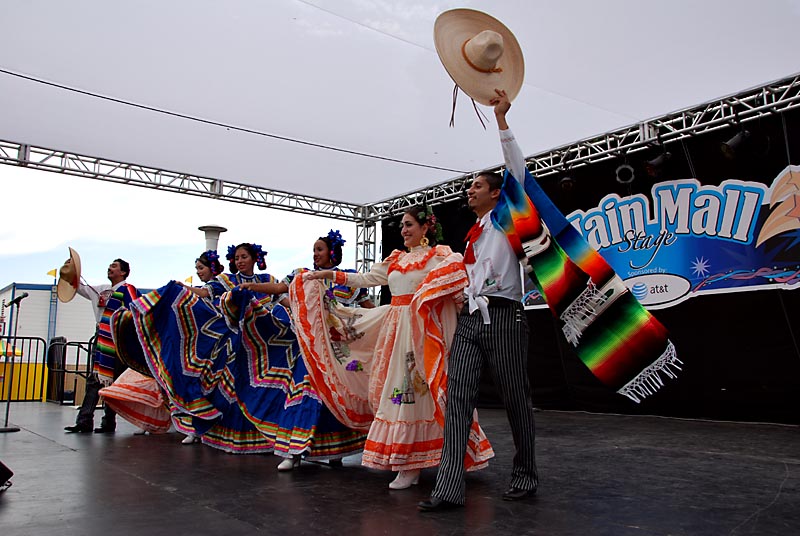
[0,164,363,289]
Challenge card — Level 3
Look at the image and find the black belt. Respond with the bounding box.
[485,296,519,307]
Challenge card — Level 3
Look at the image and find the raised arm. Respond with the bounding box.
[490,88,527,184]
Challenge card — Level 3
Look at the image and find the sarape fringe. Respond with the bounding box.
[491,167,680,403]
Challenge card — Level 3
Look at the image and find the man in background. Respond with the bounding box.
[64,258,139,433]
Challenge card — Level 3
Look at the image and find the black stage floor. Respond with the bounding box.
[0,402,798,535]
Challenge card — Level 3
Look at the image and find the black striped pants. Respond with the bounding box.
[432,299,538,504]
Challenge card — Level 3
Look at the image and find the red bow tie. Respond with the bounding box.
[463,221,484,265]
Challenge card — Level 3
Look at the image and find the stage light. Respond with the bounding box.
[721,129,751,159]
[645,151,672,177]
[615,164,634,185]
[559,175,575,191]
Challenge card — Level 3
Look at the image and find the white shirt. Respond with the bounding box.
[77,281,127,323]
[465,128,526,323]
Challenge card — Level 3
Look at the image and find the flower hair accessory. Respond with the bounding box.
[251,243,267,271]
[226,243,267,271]
[327,229,346,249]
[417,206,444,243]
[203,249,223,275]
[326,229,346,263]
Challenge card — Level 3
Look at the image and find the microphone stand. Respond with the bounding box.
[1,299,22,433]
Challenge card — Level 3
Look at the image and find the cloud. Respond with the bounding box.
[0,165,367,288]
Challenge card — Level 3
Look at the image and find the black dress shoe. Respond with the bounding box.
[417,497,463,512]
[93,426,116,434]
[502,486,537,501]
[328,459,343,468]
[64,424,92,433]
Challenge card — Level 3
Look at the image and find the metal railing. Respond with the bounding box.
[45,337,94,406]
[0,336,47,402]
[0,335,94,406]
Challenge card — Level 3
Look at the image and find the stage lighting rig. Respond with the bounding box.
[645,151,673,178]
[721,129,751,159]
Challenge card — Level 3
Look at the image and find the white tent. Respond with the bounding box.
[2,0,800,206]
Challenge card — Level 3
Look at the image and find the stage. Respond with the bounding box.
[0,402,797,535]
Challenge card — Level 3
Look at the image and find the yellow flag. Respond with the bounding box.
[184,276,193,285]
[47,268,57,278]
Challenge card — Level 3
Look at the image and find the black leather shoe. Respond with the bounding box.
[417,497,463,512]
[328,459,343,468]
[93,426,116,434]
[64,424,92,433]
[502,486,537,501]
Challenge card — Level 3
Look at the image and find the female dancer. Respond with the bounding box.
[111,246,273,452]
[181,249,225,301]
[114,242,366,460]
[292,208,494,489]
[173,249,225,444]
[99,251,226,437]
[234,232,374,470]
[241,230,375,309]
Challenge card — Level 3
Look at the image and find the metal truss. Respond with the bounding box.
[354,213,378,297]
[0,142,362,221]
[354,218,376,272]
[361,180,470,222]
[3,72,799,271]
[370,71,800,219]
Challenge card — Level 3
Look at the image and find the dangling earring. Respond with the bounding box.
[420,236,430,247]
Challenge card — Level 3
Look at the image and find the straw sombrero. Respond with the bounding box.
[57,247,81,302]
[434,9,524,107]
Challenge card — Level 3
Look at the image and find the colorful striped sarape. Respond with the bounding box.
[111,281,366,456]
[492,168,680,402]
[94,283,139,383]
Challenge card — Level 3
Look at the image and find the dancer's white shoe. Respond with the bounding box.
[277,456,301,471]
[181,434,199,445]
[388,470,420,490]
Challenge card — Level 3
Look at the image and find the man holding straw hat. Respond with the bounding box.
[421,7,678,513]
[60,250,140,434]
[419,9,536,512]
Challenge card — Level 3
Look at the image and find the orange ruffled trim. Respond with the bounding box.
[388,246,438,275]
[290,272,374,429]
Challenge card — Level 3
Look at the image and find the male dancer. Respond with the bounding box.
[419,89,537,511]
[65,258,139,433]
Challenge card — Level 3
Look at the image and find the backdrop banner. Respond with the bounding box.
[523,165,800,309]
